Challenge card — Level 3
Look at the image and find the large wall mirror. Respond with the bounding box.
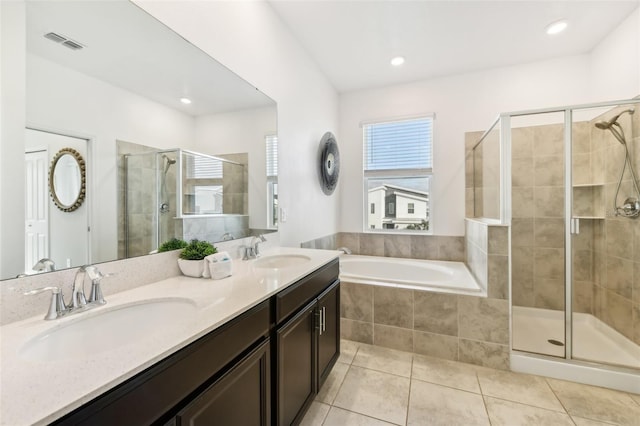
[1,0,277,280]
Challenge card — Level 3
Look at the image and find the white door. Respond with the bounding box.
[25,149,49,271]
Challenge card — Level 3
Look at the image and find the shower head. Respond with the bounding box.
[594,108,635,130]
[162,154,177,165]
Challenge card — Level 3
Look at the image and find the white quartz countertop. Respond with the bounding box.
[0,247,340,426]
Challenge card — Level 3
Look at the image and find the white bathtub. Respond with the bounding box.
[339,255,485,296]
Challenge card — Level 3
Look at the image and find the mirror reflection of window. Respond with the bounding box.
[266,135,278,228]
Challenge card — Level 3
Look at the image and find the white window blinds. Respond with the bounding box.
[186,154,223,179]
[266,135,278,177]
[363,116,433,173]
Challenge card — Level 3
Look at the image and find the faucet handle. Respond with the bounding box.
[24,286,67,320]
[86,267,111,305]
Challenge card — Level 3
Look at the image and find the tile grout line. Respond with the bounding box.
[476,371,494,425]
[322,344,360,425]
[542,377,571,415]
[405,354,414,426]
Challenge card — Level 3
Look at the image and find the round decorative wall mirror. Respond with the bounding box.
[49,147,86,212]
[319,131,340,195]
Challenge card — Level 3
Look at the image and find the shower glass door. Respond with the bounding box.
[571,102,640,370]
[510,111,567,358]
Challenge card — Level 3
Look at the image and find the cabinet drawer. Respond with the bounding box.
[275,259,338,324]
[54,299,271,426]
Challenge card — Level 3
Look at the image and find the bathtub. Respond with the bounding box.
[339,255,485,296]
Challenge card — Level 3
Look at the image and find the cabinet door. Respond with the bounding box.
[276,300,317,426]
[317,280,340,387]
[176,340,270,426]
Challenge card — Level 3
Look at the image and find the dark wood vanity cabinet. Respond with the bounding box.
[53,300,271,426]
[52,258,340,426]
[275,259,340,426]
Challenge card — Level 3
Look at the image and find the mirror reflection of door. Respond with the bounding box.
[24,149,49,272]
[24,129,89,274]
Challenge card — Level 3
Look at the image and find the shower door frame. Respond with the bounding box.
[502,98,639,365]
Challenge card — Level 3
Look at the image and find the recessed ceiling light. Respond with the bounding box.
[180,97,192,105]
[546,20,568,35]
[390,56,405,67]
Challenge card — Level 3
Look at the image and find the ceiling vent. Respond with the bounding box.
[43,32,85,51]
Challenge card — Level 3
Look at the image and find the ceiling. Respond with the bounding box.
[268,0,639,93]
[26,1,274,117]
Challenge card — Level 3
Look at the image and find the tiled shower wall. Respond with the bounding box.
[590,107,640,345]
[116,140,172,259]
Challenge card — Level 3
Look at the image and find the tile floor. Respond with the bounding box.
[301,340,640,426]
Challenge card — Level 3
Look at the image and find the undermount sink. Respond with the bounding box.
[253,254,312,269]
[20,298,196,362]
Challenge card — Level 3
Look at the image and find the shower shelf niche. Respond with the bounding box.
[572,184,605,219]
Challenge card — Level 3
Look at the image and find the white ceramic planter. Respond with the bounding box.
[177,258,205,278]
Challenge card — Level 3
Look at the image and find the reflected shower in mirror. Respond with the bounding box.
[1,1,277,280]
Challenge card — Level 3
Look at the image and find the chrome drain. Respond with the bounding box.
[548,339,564,346]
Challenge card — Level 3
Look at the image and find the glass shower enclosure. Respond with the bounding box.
[122,149,246,258]
[470,98,640,390]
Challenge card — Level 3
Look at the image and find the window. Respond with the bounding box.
[370,203,375,214]
[266,134,278,228]
[363,116,433,233]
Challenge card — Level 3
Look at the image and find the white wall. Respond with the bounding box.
[26,54,195,264]
[0,2,26,279]
[134,0,340,247]
[589,7,640,101]
[194,106,277,230]
[340,55,593,235]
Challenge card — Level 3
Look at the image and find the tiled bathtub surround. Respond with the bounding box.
[301,232,465,262]
[304,230,510,369]
[465,219,509,300]
[340,284,510,370]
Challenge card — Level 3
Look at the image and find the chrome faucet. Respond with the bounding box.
[243,234,267,260]
[25,264,110,320]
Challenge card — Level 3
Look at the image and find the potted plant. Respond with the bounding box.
[177,239,217,278]
[157,238,188,253]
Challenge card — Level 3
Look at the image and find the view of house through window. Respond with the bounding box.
[363,116,433,232]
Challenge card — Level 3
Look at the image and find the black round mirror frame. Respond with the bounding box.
[319,131,340,195]
[49,147,86,212]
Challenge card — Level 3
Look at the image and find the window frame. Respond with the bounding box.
[361,115,434,234]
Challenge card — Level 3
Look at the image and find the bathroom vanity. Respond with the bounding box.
[0,248,339,426]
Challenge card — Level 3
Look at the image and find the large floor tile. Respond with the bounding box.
[484,396,574,426]
[351,343,413,377]
[412,354,481,393]
[316,362,349,404]
[323,407,396,426]
[407,380,489,426]
[477,369,564,411]
[300,401,330,426]
[338,339,360,365]
[546,378,640,425]
[333,366,410,425]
